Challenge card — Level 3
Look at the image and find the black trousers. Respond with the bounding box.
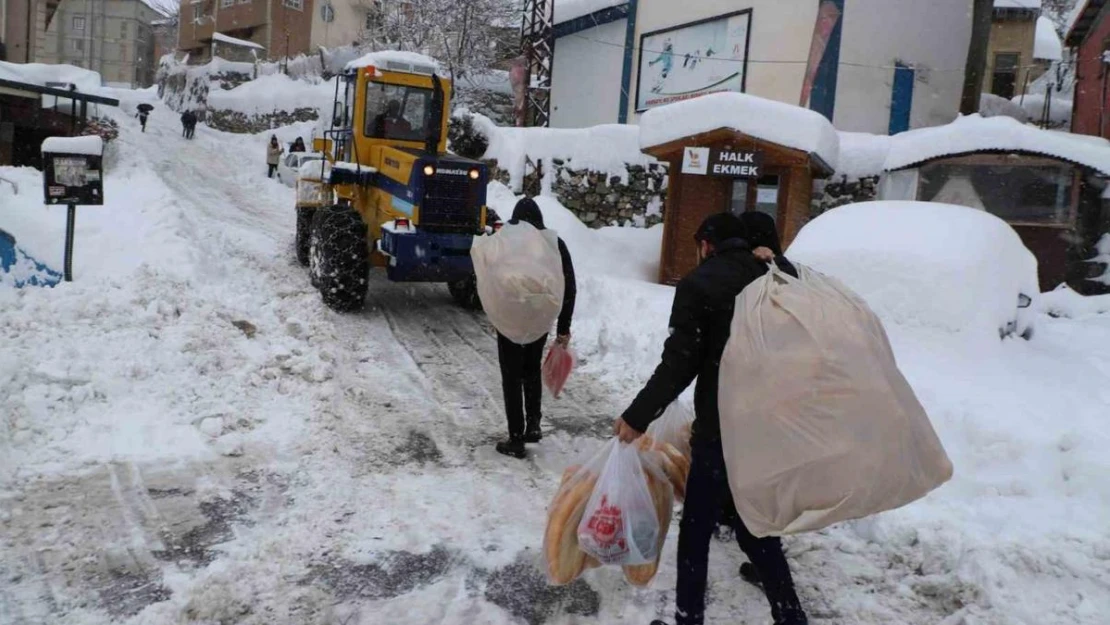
[496,332,546,438]
[186,125,195,139]
[267,164,277,178]
[675,439,806,625]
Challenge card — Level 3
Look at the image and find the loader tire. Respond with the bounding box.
[448,275,482,310]
[295,207,316,267]
[309,204,369,312]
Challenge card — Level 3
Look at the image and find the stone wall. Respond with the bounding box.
[487,159,668,228]
[206,108,320,134]
[810,175,879,218]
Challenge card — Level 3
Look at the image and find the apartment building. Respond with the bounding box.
[177,0,314,63]
[30,0,162,87]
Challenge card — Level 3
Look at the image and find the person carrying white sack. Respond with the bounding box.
[481,198,576,459]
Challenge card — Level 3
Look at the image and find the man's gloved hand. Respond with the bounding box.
[555,333,571,347]
[753,246,775,262]
[613,417,642,443]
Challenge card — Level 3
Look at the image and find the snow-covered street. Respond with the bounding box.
[3,102,1110,625]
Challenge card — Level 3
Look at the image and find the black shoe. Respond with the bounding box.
[523,417,543,443]
[740,561,763,589]
[495,437,526,458]
[649,621,669,625]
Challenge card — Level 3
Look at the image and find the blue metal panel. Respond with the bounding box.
[618,0,638,124]
[379,229,476,283]
[889,62,915,135]
[809,0,844,122]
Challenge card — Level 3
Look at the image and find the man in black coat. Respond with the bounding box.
[495,197,576,459]
[614,212,808,625]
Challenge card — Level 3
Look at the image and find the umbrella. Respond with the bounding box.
[137,103,154,113]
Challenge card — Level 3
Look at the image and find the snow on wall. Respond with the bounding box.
[883,114,1110,176]
[552,19,627,128]
[639,92,840,171]
[346,51,441,72]
[788,201,1040,340]
[213,32,265,50]
[206,73,338,116]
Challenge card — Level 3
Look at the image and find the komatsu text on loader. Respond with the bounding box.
[295,55,499,312]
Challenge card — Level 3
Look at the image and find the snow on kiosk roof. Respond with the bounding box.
[883,115,1110,177]
[41,136,104,156]
[639,92,840,175]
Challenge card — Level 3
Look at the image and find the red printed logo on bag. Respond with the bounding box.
[584,495,627,558]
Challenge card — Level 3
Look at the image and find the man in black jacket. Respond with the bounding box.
[495,198,576,459]
[614,212,807,625]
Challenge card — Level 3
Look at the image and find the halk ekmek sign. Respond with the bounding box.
[682,147,764,178]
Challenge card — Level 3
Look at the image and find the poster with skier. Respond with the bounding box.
[636,10,751,112]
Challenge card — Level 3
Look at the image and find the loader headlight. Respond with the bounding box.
[468,168,480,180]
[423,164,435,176]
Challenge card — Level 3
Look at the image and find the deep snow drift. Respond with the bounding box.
[3,99,1110,625]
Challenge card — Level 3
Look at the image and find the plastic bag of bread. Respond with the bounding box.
[635,432,691,502]
[576,440,662,566]
[544,447,605,585]
[621,451,674,587]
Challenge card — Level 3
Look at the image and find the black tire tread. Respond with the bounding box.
[309,204,369,312]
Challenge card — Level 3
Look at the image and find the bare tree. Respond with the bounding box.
[360,0,520,79]
[961,0,994,115]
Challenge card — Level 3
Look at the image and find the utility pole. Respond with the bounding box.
[520,0,553,127]
[960,0,994,115]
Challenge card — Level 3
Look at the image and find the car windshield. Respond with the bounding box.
[364,81,432,142]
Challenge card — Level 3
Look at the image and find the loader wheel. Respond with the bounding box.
[295,207,316,267]
[309,204,369,312]
[448,275,482,310]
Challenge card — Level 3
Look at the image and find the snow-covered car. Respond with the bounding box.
[276,152,323,187]
[787,201,1039,340]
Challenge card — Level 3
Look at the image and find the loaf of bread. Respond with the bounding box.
[621,469,674,586]
[544,469,598,585]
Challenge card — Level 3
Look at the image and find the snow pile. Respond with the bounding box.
[207,73,338,116]
[553,0,627,24]
[979,93,1030,122]
[883,114,1110,176]
[0,60,103,92]
[836,131,892,180]
[41,135,104,156]
[787,202,1040,340]
[1087,232,1110,286]
[1041,285,1110,317]
[346,50,441,73]
[639,92,840,172]
[480,116,659,190]
[1013,91,1073,126]
[1034,15,1064,61]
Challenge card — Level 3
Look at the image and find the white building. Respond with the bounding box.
[551,0,974,135]
[311,0,368,51]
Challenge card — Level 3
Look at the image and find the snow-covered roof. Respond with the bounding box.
[345,51,441,74]
[639,92,840,173]
[1034,16,1063,61]
[0,60,102,92]
[1065,0,1100,45]
[554,0,627,25]
[41,136,104,156]
[993,0,1042,10]
[212,32,264,50]
[883,115,1110,176]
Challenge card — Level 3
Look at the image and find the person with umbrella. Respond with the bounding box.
[136,103,154,133]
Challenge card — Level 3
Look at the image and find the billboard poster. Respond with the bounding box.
[636,10,751,112]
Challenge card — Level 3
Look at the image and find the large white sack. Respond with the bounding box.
[471,221,565,345]
[719,264,953,538]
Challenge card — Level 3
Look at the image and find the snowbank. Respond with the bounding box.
[213,32,264,50]
[554,0,627,24]
[883,114,1110,176]
[0,60,103,92]
[787,201,1040,340]
[1041,285,1110,317]
[980,93,1030,122]
[481,118,659,190]
[1013,91,1073,126]
[41,136,104,156]
[346,50,441,73]
[639,92,840,172]
[836,132,892,180]
[206,73,337,116]
[1035,15,1064,61]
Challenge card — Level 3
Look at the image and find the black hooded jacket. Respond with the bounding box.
[739,211,798,276]
[621,237,770,443]
[509,198,576,337]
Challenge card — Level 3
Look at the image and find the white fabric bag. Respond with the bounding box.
[471,221,565,345]
[719,264,953,537]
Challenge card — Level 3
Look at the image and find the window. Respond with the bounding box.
[283,0,303,10]
[918,162,1076,226]
[221,0,234,7]
[321,1,335,23]
[120,43,128,60]
[120,21,128,37]
[364,81,433,142]
[729,175,781,220]
[194,5,205,20]
[71,38,84,52]
[72,16,86,30]
[991,52,1020,100]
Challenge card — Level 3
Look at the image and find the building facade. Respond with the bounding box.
[1066,0,1110,139]
[2,0,47,63]
[551,0,974,135]
[310,0,367,50]
[986,1,1049,100]
[30,0,161,87]
[177,0,314,63]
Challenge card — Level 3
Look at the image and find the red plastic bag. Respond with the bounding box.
[542,343,575,397]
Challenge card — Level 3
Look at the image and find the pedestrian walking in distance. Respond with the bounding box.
[266,135,283,178]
